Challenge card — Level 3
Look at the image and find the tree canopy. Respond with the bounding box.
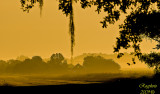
[83,56,120,73]
[114,10,160,72]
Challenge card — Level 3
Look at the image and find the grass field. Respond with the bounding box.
[0,70,154,86]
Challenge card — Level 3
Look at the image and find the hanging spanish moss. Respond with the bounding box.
[58,0,75,63]
[20,0,44,14]
[38,0,43,17]
[69,0,75,63]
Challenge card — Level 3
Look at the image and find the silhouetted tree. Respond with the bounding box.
[0,60,7,74]
[72,63,83,73]
[80,0,160,73]
[80,0,159,27]
[50,53,64,63]
[30,56,46,73]
[114,10,160,73]
[31,56,43,64]
[13,59,32,73]
[47,53,69,74]
[20,0,43,16]
[114,11,159,55]
[83,56,120,73]
[141,53,160,73]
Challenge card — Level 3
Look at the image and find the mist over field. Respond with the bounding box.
[0,53,154,86]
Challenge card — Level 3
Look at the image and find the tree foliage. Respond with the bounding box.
[76,0,160,72]
[20,0,43,16]
[83,56,120,73]
[114,10,160,72]
[80,0,159,28]
[114,11,160,55]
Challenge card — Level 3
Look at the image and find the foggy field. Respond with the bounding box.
[0,54,156,87]
[0,71,154,86]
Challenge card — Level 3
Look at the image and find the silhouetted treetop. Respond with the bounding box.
[114,11,160,55]
[20,0,43,16]
[80,0,159,28]
[31,56,43,63]
[114,10,160,72]
[79,1,160,71]
[59,0,78,16]
[50,53,64,62]
[83,56,120,73]
[141,52,160,73]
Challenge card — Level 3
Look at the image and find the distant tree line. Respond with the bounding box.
[0,53,120,75]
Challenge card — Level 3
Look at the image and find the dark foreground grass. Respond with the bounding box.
[0,75,160,94]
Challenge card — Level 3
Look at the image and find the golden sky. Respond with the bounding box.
[0,0,158,61]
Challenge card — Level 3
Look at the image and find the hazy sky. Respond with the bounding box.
[0,0,158,60]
